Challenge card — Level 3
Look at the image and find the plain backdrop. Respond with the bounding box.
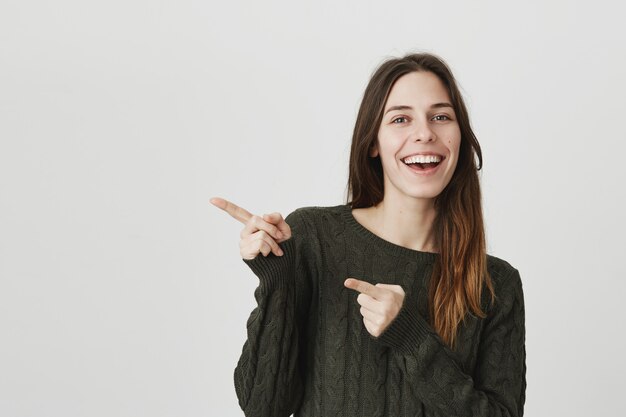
[1,1,625,416]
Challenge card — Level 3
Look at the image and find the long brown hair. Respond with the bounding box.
[346,52,496,350]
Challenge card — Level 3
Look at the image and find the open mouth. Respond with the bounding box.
[402,155,444,171]
[403,161,442,170]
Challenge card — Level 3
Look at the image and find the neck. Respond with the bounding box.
[370,196,438,253]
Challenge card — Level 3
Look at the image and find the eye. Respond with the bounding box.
[391,116,408,124]
[432,114,451,121]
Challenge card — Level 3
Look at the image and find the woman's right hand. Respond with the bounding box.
[209,197,292,260]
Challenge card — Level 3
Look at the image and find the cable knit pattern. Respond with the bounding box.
[235,204,527,417]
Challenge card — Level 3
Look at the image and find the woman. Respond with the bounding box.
[210,52,526,417]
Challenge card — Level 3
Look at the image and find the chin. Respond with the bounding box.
[404,184,445,199]
[401,189,443,200]
[408,193,441,201]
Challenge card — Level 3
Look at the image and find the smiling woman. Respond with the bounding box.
[370,71,461,198]
[211,51,526,417]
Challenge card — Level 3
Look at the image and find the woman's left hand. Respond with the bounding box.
[344,278,405,337]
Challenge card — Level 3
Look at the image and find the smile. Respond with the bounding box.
[402,157,444,176]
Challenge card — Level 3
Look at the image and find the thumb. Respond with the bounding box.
[376,283,405,296]
[262,212,283,222]
[263,212,290,234]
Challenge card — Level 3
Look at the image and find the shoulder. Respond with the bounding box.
[484,254,525,312]
[284,204,347,232]
[486,254,519,284]
[282,205,346,268]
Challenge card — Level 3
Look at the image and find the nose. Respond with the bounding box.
[410,121,436,142]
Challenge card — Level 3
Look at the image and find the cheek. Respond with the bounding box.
[377,136,399,157]
[448,134,461,150]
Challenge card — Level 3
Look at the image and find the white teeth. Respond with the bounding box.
[403,155,442,164]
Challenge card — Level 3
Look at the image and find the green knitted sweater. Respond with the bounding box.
[235,204,526,417]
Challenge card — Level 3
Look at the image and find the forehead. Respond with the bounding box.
[385,71,451,106]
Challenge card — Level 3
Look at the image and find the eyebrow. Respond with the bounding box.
[384,103,454,114]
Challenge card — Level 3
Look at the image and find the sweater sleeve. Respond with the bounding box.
[374,267,527,417]
[233,209,312,417]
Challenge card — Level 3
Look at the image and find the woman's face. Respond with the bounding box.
[372,70,461,203]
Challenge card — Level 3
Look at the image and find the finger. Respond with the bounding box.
[375,283,405,297]
[262,212,283,224]
[241,215,284,241]
[262,212,291,239]
[359,306,382,325]
[240,230,283,258]
[356,293,381,313]
[241,237,272,260]
[255,238,272,257]
[344,278,385,299]
[363,317,380,337]
[209,197,253,225]
[251,230,283,257]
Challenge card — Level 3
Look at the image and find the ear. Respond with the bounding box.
[369,143,379,158]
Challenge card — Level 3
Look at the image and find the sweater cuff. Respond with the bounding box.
[242,237,296,295]
[374,295,432,354]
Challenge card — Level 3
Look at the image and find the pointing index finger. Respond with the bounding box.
[344,278,384,300]
[209,197,253,225]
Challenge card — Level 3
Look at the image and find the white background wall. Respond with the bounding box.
[1,1,624,416]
